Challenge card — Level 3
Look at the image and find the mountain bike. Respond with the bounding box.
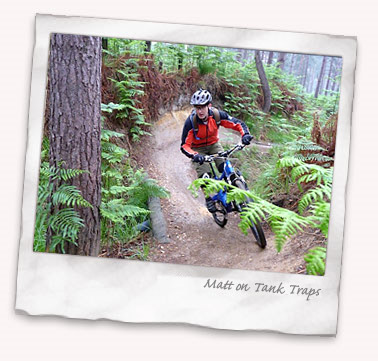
[202,143,267,249]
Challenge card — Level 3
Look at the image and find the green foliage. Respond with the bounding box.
[101,102,126,113]
[100,103,169,257]
[289,138,333,164]
[110,57,151,142]
[247,145,288,199]
[309,201,330,237]
[304,247,327,275]
[152,43,237,75]
[224,93,253,119]
[276,156,332,238]
[152,43,185,73]
[265,113,306,144]
[101,199,149,224]
[33,146,92,253]
[189,151,332,253]
[103,39,148,58]
[48,208,85,250]
[189,178,314,252]
[101,40,339,265]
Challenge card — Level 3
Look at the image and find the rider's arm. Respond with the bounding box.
[180,117,197,158]
[218,110,250,136]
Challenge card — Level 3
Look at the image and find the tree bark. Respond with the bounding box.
[242,49,249,61]
[145,41,152,52]
[325,57,334,96]
[255,51,271,113]
[267,51,274,65]
[320,57,329,95]
[309,66,316,93]
[277,52,286,70]
[296,55,305,77]
[314,56,327,98]
[102,38,108,51]
[289,54,295,74]
[301,55,309,87]
[332,58,342,93]
[47,33,102,256]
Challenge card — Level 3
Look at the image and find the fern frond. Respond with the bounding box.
[295,153,333,164]
[276,156,303,170]
[39,161,52,180]
[59,168,89,181]
[297,165,333,186]
[102,168,124,181]
[101,200,149,223]
[101,102,126,113]
[101,129,125,141]
[304,247,327,275]
[189,178,228,198]
[298,183,332,214]
[49,208,84,241]
[51,185,93,209]
[124,170,170,207]
[33,210,48,252]
[238,202,266,235]
[269,211,312,252]
[287,138,326,153]
[309,201,330,237]
[33,151,92,253]
[101,142,128,163]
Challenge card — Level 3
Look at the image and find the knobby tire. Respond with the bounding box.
[212,200,228,227]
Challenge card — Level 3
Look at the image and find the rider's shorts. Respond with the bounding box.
[192,142,224,178]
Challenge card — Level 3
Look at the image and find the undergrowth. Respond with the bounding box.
[100,103,169,259]
[34,104,169,259]
[33,139,92,253]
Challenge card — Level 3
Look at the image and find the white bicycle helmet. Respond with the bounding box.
[190,89,212,105]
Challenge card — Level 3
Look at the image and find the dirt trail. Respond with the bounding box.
[137,109,322,274]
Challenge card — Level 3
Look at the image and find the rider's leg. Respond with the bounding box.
[201,173,217,213]
[191,146,216,213]
[207,142,225,174]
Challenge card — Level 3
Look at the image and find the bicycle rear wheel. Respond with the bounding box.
[233,179,267,249]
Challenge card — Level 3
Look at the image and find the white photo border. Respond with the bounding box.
[16,14,356,335]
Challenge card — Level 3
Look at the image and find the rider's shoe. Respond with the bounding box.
[205,197,217,213]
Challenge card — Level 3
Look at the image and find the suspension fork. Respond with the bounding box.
[209,162,217,178]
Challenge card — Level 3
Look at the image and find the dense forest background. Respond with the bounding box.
[34,35,341,275]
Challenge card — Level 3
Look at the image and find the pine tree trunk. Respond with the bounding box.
[289,54,295,74]
[302,55,309,86]
[309,65,316,93]
[242,49,249,61]
[320,57,329,95]
[255,51,271,113]
[47,33,102,256]
[297,55,305,77]
[325,57,334,96]
[314,56,327,98]
[277,52,286,70]
[267,51,274,65]
[331,58,341,93]
[102,38,108,51]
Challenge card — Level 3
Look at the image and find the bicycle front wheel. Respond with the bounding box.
[233,179,267,249]
[212,200,228,227]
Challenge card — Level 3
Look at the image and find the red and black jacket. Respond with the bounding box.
[180,108,250,158]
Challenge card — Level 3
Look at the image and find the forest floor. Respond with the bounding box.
[134,108,326,274]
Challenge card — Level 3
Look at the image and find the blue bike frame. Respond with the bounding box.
[209,158,235,213]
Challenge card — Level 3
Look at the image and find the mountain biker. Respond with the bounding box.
[180,89,253,213]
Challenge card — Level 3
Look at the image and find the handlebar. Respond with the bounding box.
[203,143,246,163]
